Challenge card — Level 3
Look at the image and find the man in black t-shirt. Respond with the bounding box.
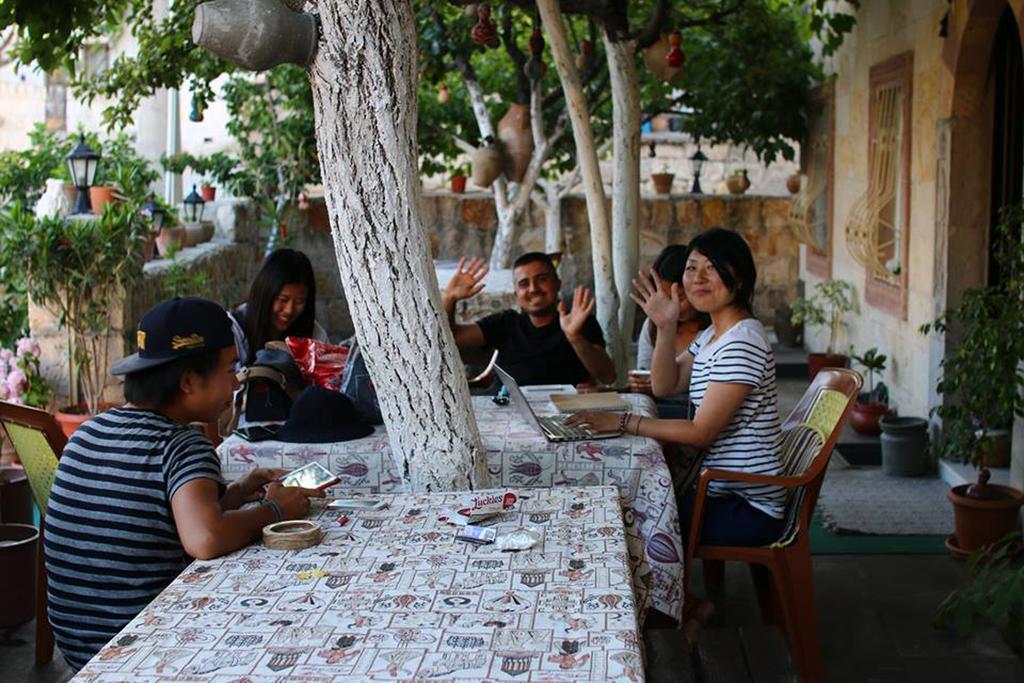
[442,252,615,386]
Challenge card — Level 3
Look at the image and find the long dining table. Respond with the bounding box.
[217,394,684,625]
[74,486,645,682]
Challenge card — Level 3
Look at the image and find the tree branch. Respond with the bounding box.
[634,0,670,48]
[501,4,532,104]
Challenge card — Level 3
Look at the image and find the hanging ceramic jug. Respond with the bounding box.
[498,104,534,183]
[643,33,684,83]
[192,0,318,71]
[471,136,505,188]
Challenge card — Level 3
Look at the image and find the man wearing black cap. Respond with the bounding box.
[43,298,324,671]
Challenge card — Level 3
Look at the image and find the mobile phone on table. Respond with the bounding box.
[455,524,497,545]
[233,425,280,442]
[280,462,340,490]
[327,498,387,511]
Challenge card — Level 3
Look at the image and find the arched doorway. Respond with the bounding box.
[987,5,1024,286]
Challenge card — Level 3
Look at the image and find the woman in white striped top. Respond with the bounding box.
[568,228,785,547]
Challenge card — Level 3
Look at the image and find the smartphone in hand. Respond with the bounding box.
[280,462,340,490]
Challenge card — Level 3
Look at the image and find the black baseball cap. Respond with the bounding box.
[111,298,235,375]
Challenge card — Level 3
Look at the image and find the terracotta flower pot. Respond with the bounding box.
[55,402,118,438]
[497,103,534,183]
[183,223,205,247]
[807,352,849,380]
[155,225,185,257]
[450,175,467,193]
[947,482,1024,555]
[200,185,216,202]
[850,401,892,435]
[651,173,674,194]
[471,139,505,188]
[89,186,117,215]
[787,173,802,194]
[143,234,157,262]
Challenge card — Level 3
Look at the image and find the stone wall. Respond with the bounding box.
[421,191,798,329]
[30,199,261,403]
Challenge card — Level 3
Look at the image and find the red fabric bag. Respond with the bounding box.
[285,337,350,392]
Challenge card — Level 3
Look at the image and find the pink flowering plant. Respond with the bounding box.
[0,337,54,409]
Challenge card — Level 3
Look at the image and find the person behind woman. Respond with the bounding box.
[629,244,709,419]
[229,248,328,366]
[568,227,784,548]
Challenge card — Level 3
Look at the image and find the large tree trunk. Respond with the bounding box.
[605,35,641,381]
[308,0,488,492]
[538,0,624,379]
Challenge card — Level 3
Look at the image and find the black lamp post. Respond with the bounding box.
[689,147,707,194]
[183,185,205,223]
[142,195,166,233]
[66,134,101,215]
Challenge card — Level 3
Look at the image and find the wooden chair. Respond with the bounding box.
[684,368,862,682]
[0,401,67,665]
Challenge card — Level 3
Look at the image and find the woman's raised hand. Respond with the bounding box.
[630,268,680,330]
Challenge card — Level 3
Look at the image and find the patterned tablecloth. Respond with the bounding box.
[75,486,645,682]
[218,395,683,623]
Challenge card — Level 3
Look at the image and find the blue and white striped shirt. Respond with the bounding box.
[44,407,224,670]
[688,319,785,518]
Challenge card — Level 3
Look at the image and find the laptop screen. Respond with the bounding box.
[493,365,545,435]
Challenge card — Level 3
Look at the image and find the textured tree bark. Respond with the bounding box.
[538,0,624,380]
[308,0,488,492]
[605,35,641,383]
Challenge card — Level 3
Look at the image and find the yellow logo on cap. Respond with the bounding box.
[137,330,146,351]
[172,334,205,350]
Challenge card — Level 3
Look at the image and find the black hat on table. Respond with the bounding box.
[276,385,375,443]
[111,298,235,375]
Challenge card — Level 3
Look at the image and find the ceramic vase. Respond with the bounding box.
[498,103,534,183]
[192,0,318,70]
[471,138,505,188]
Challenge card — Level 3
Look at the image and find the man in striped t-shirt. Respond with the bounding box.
[45,298,323,670]
[567,228,785,548]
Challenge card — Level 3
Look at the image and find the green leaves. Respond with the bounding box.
[790,279,856,354]
[923,203,1024,466]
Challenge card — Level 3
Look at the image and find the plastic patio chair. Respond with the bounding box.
[684,368,862,682]
[0,400,67,665]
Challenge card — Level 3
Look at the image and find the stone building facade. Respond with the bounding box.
[803,0,1024,490]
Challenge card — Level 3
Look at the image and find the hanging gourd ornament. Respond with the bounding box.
[643,32,684,83]
[463,3,479,19]
[437,82,451,104]
[524,28,546,81]
[471,4,500,49]
[575,39,592,72]
[666,32,684,68]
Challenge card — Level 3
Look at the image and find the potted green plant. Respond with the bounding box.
[849,347,891,434]
[789,279,856,379]
[0,201,148,435]
[920,205,1024,556]
[651,164,674,194]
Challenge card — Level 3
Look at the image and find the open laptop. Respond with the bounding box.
[494,365,621,442]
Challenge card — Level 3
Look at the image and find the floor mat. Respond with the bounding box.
[809,513,948,554]
[816,458,953,536]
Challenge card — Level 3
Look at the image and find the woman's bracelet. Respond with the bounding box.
[634,416,644,436]
[261,498,284,523]
[618,412,632,432]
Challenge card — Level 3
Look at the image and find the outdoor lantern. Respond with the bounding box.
[183,185,205,223]
[66,133,101,215]
[142,195,166,233]
[689,147,708,194]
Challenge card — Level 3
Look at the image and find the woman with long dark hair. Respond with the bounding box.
[570,228,784,547]
[229,248,327,366]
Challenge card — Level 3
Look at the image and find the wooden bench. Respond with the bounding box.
[645,626,798,682]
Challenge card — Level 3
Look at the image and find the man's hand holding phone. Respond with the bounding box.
[264,481,324,520]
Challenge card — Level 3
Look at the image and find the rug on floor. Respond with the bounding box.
[816,458,952,536]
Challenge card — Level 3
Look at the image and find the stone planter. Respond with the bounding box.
[0,523,38,628]
[651,173,674,194]
[879,416,929,476]
[155,225,185,258]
